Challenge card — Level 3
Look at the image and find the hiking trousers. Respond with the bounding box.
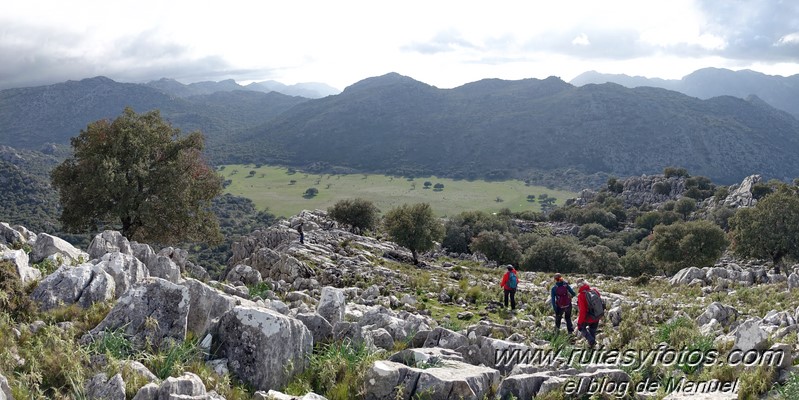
[503,289,516,310]
[555,305,574,333]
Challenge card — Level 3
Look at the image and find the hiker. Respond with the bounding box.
[297,221,305,244]
[550,273,576,334]
[499,265,518,310]
[576,278,603,348]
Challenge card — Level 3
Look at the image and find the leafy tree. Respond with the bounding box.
[653,181,672,196]
[469,230,522,266]
[729,191,799,274]
[423,181,432,189]
[442,211,511,253]
[526,195,536,202]
[646,220,728,275]
[635,210,680,232]
[51,107,222,244]
[383,203,444,264]
[303,188,319,198]
[521,236,585,272]
[433,183,445,191]
[328,198,380,233]
[607,177,624,193]
[674,197,696,219]
[663,167,689,178]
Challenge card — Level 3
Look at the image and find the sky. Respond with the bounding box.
[2,0,798,91]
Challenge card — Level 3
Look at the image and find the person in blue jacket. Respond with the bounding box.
[550,273,576,334]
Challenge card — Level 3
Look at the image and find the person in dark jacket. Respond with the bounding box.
[576,279,602,348]
[297,221,305,244]
[550,273,576,334]
[499,265,518,310]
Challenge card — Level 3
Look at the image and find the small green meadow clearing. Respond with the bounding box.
[220,164,576,218]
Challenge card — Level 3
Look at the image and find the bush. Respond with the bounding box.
[663,167,689,178]
[303,188,319,198]
[521,236,585,272]
[578,223,610,239]
[646,220,728,275]
[0,260,38,322]
[328,198,380,233]
[652,181,671,196]
[581,245,621,275]
[469,230,522,266]
[620,249,653,276]
[441,211,511,254]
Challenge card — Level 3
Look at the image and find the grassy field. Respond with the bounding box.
[220,164,576,218]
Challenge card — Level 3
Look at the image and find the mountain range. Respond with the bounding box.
[570,68,799,119]
[145,78,340,99]
[1,70,799,186]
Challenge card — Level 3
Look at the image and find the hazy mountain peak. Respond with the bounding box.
[342,72,432,94]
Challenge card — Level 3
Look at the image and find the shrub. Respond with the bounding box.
[469,230,522,266]
[0,260,38,322]
[663,167,689,178]
[578,223,610,239]
[652,181,672,195]
[521,236,585,272]
[328,198,380,233]
[646,220,728,275]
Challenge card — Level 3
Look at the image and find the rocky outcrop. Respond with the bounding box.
[317,286,345,326]
[1,248,40,283]
[696,302,739,328]
[227,264,262,285]
[214,306,313,391]
[87,230,132,260]
[85,373,125,400]
[364,358,500,400]
[85,277,189,349]
[296,312,334,343]
[31,233,88,264]
[723,174,760,208]
[183,278,255,337]
[31,264,115,310]
[94,252,149,298]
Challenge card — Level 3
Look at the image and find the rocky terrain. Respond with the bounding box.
[1,206,799,399]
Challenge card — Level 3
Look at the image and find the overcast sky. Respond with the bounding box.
[2,0,798,91]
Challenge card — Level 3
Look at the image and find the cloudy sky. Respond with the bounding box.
[2,0,798,91]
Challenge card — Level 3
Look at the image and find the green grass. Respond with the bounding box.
[220,164,575,218]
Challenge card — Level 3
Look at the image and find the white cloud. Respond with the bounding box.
[572,34,591,46]
[778,33,799,45]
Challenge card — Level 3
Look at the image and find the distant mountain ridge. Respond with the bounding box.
[2,72,799,186]
[145,78,339,99]
[0,76,308,150]
[570,68,799,118]
[224,72,799,184]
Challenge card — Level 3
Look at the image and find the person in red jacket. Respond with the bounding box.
[499,265,518,310]
[575,279,601,348]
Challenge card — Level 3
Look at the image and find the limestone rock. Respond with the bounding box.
[86,277,189,349]
[607,306,622,327]
[317,286,346,326]
[696,302,738,328]
[85,373,125,400]
[1,249,40,283]
[131,383,158,400]
[723,174,760,208]
[423,327,468,350]
[147,255,181,283]
[669,267,705,286]
[227,264,262,285]
[789,273,799,291]
[183,278,255,338]
[215,306,313,391]
[0,372,11,400]
[94,252,149,298]
[157,372,206,398]
[31,233,88,264]
[731,318,769,355]
[31,264,115,311]
[364,359,499,400]
[295,313,333,343]
[87,231,132,260]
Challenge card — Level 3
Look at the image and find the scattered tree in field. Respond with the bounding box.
[423,181,432,189]
[289,180,297,185]
[383,203,444,264]
[729,191,799,274]
[433,183,444,191]
[303,188,319,198]
[328,198,380,233]
[495,197,504,203]
[51,107,222,244]
[248,170,256,177]
[526,195,536,202]
[646,220,728,275]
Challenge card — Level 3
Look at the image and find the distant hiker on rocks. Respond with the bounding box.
[500,265,518,310]
[576,278,604,348]
[551,273,576,335]
[297,221,305,244]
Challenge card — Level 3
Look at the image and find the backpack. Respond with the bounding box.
[555,285,571,309]
[584,289,604,318]
[507,272,518,289]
